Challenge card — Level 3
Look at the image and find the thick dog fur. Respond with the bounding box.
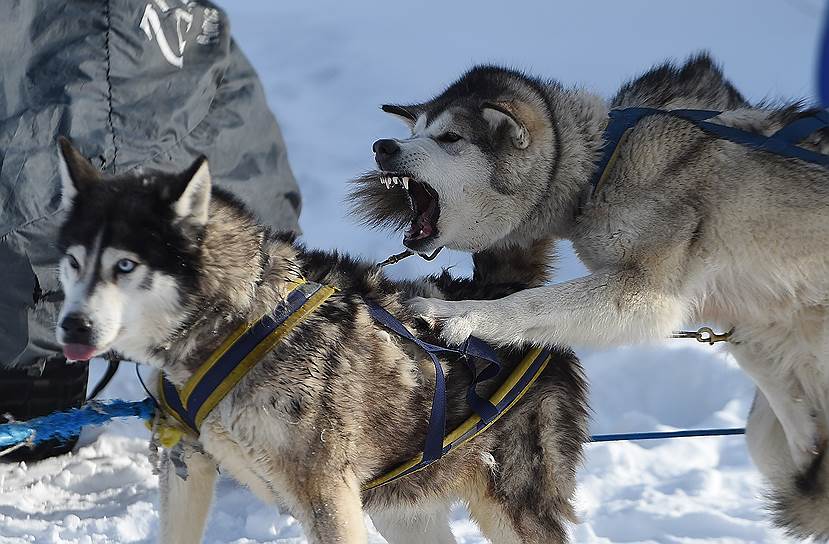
[350,53,829,539]
[54,139,587,544]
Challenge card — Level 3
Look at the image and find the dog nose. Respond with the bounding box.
[373,139,400,161]
[60,313,93,342]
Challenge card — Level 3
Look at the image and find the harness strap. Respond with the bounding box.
[364,300,502,462]
[362,346,552,490]
[159,280,336,434]
[591,108,720,194]
[591,107,829,196]
[769,109,829,145]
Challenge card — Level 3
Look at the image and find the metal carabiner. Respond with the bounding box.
[671,326,733,345]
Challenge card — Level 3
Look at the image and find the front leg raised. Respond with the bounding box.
[409,268,687,348]
[158,443,218,544]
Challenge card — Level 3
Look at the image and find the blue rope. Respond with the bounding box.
[0,398,156,449]
[0,395,746,451]
[590,427,745,443]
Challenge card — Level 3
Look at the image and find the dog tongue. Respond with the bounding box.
[405,212,434,241]
[414,213,434,239]
[63,344,97,362]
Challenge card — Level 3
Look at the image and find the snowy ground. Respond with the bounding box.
[1,1,826,542]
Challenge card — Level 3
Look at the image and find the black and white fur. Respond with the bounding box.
[350,53,829,540]
[54,138,588,544]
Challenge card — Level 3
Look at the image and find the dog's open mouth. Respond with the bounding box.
[379,172,440,248]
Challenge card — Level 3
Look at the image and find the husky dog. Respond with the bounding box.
[53,138,587,544]
[350,53,829,539]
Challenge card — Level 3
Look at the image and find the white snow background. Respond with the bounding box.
[1,1,826,542]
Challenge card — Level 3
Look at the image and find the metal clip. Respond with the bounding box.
[0,431,35,458]
[169,444,189,480]
[378,246,443,267]
[672,327,733,345]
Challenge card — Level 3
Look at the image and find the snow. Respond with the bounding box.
[1,0,825,542]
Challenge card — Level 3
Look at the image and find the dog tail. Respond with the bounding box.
[769,451,829,541]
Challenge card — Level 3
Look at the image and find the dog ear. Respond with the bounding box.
[381,104,421,129]
[171,156,212,226]
[481,102,530,149]
[56,136,101,209]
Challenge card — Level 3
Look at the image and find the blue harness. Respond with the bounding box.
[362,301,553,489]
[591,107,829,195]
[156,280,555,491]
[158,280,337,433]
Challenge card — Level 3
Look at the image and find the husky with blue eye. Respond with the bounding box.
[350,53,829,540]
[54,137,587,544]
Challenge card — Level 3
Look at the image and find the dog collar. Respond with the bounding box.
[158,279,336,435]
[590,107,829,196]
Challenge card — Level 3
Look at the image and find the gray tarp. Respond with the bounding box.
[0,0,301,367]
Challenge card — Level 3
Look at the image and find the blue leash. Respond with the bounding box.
[0,397,746,451]
[0,398,156,452]
[590,427,745,443]
[0,318,747,453]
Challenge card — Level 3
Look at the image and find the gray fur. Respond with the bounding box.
[351,52,829,540]
[55,142,587,544]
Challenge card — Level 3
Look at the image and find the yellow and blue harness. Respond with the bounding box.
[155,279,554,491]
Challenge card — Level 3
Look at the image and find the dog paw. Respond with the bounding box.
[440,314,479,346]
[406,296,444,324]
[407,297,482,346]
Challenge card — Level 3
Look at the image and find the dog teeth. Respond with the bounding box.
[379,174,409,190]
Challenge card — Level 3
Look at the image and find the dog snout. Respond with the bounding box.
[373,139,400,169]
[60,313,94,344]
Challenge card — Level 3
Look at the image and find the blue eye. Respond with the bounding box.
[116,259,137,274]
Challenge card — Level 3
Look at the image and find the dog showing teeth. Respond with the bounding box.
[379,174,410,190]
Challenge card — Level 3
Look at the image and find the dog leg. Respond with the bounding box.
[292,470,368,544]
[745,389,797,478]
[370,506,456,544]
[409,267,685,348]
[731,343,822,473]
[467,491,523,544]
[469,493,571,544]
[158,444,218,544]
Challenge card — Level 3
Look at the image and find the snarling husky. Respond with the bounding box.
[54,138,587,544]
[350,53,829,540]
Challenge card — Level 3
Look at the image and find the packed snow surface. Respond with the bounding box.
[1,0,825,542]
